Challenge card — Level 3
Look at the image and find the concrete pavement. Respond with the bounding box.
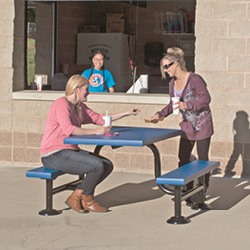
[1,165,250,250]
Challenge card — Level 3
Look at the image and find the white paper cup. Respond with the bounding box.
[171,97,180,115]
[103,116,112,127]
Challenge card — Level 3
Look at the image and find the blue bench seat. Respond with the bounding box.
[26,166,64,180]
[156,160,220,224]
[156,160,220,186]
[26,166,81,216]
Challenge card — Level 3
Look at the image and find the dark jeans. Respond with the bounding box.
[178,137,211,190]
[41,149,113,195]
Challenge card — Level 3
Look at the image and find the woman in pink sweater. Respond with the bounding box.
[40,75,139,213]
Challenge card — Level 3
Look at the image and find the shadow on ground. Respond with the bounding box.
[95,176,250,211]
[95,179,164,208]
[206,176,250,210]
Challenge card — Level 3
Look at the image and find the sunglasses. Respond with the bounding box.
[163,62,174,69]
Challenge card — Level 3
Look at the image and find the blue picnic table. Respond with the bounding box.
[64,126,182,194]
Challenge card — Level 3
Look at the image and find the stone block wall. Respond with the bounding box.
[0,0,15,163]
[195,0,250,177]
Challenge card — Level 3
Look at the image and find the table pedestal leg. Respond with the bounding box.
[147,144,174,195]
[94,144,174,195]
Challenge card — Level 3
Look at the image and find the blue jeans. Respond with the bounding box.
[41,149,113,195]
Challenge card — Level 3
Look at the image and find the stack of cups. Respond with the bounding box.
[171,97,180,115]
[36,75,43,91]
[139,74,148,93]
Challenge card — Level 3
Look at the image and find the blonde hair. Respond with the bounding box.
[65,75,88,96]
[160,47,187,78]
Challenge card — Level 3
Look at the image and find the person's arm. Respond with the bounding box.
[56,99,108,136]
[146,112,165,123]
[73,108,139,134]
[72,126,108,135]
[105,69,116,93]
[109,87,115,93]
[82,103,104,125]
[72,105,108,135]
[82,69,90,79]
[111,108,140,121]
[82,103,139,125]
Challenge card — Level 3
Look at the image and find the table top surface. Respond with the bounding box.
[64,126,182,147]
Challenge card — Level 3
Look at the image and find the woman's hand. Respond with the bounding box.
[95,126,110,135]
[73,126,109,136]
[129,108,140,116]
[111,108,140,121]
[145,113,164,123]
[178,102,187,111]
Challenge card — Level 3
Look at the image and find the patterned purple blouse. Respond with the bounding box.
[157,72,214,140]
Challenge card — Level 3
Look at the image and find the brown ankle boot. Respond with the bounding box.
[65,189,85,213]
[81,194,108,213]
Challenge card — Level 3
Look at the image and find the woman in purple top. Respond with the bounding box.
[41,75,139,213]
[149,47,214,205]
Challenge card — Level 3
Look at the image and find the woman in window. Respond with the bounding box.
[82,50,116,93]
[40,75,139,213]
